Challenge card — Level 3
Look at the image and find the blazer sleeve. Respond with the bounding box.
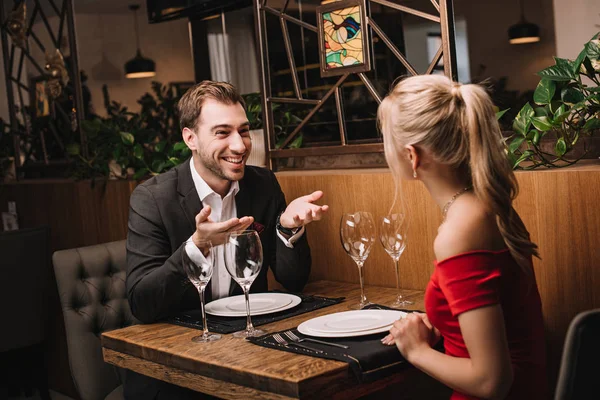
[269,171,312,292]
[126,185,191,323]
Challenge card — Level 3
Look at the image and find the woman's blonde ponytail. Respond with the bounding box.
[459,84,539,273]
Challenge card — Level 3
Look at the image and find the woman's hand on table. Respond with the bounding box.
[381,312,440,362]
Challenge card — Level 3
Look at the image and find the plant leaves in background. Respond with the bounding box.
[555,137,567,156]
[533,79,556,105]
[531,116,553,132]
[583,118,600,131]
[119,131,135,146]
[537,63,575,82]
[561,87,585,105]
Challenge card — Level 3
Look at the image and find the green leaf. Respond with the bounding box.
[531,116,553,132]
[66,143,80,156]
[152,160,166,172]
[289,135,303,149]
[586,87,600,93]
[534,106,549,117]
[573,47,588,75]
[495,109,509,120]
[120,131,135,145]
[508,137,525,153]
[513,150,535,168]
[586,39,600,61]
[133,168,148,180]
[553,104,571,124]
[533,131,542,145]
[537,63,576,81]
[533,79,556,105]
[513,103,534,136]
[561,87,586,105]
[133,143,144,160]
[173,141,188,151]
[555,137,567,156]
[155,141,166,153]
[583,118,600,131]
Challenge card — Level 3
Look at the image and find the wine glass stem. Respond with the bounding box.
[199,286,208,337]
[356,261,367,304]
[243,285,254,334]
[394,258,402,300]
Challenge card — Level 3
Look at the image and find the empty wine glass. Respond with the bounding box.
[340,212,376,309]
[182,239,222,342]
[224,230,265,338]
[380,213,413,307]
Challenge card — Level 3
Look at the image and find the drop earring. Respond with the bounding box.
[413,170,417,179]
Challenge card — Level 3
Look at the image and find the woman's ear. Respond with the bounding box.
[182,127,196,151]
[405,145,420,172]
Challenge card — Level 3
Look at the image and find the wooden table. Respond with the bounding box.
[102,281,447,399]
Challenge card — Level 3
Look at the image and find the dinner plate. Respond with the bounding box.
[297,310,406,338]
[225,296,292,312]
[205,293,301,317]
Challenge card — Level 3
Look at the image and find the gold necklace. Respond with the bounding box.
[441,186,472,223]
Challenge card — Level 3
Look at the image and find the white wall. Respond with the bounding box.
[553,0,599,59]
[73,9,194,116]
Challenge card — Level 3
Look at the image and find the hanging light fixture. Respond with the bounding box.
[125,4,156,78]
[508,0,540,45]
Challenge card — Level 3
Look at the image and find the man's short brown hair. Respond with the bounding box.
[177,80,246,131]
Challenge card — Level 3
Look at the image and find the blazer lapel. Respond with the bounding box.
[178,159,202,232]
[178,160,216,298]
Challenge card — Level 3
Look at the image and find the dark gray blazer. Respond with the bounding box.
[125,160,311,323]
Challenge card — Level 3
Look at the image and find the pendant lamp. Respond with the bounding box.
[125,4,156,78]
[508,0,540,45]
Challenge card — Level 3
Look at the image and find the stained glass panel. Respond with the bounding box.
[323,6,363,69]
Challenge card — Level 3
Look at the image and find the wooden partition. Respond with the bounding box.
[1,162,598,394]
[276,162,600,387]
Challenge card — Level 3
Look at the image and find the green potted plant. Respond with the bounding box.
[67,82,190,181]
[507,32,600,169]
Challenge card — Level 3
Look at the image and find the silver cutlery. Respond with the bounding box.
[273,333,323,354]
[284,330,349,349]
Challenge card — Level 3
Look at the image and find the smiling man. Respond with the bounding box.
[124,81,328,398]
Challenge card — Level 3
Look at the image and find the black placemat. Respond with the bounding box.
[166,292,344,334]
[247,304,442,383]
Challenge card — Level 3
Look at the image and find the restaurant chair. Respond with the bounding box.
[53,240,137,400]
[554,308,600,400]
[0,226,51,399]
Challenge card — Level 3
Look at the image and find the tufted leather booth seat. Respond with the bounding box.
[53,240,137,400]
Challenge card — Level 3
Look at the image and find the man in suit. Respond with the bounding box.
[125,81,328,399]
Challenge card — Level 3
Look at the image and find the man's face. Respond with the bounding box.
[187,99,252,184]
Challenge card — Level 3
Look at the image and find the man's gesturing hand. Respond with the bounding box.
[192,205,254,248]
[279,190,329,230]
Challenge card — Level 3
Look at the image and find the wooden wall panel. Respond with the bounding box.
[277,163,600,388]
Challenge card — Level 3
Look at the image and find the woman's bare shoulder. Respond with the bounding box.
[434,196,505,261]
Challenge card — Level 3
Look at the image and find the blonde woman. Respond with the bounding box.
[379,75,547,400]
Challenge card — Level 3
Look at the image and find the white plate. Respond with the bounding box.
[225,296,292,312]
[297,310,406,337]
[205,293,301,317]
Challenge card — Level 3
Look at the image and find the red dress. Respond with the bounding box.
[424,249,548,400]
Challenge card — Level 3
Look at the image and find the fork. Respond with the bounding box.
[273,333,323,354]
[284,330,349,349]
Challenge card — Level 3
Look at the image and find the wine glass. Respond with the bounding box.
[182,239,222,343]
[380,213,413,307]
[340,212,376,309]
[224,230,265,338]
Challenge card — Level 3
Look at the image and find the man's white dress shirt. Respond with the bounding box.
[184,159,304,300]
